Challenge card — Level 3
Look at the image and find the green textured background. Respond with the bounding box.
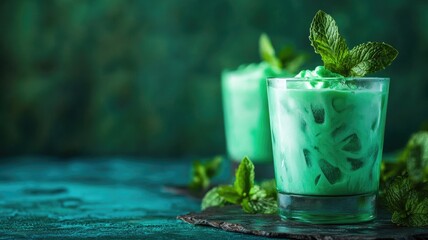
[1,0,427,157]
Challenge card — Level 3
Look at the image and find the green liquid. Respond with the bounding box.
[268,87,388,195]
[222,63,289,163]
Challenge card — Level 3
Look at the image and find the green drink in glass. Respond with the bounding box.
[267,76,389,223]
[222,62,288,178]
[266,10,398,223]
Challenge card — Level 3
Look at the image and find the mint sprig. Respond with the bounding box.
[201,157,277,214]
[381,131,428,227]
[384,175,428,227]
[234,155,255,196]
[400,131,428,183]
[309,10,349,75]
[259,33,282,69]
[309,10,398,77]
[188,156,223,192]
[259,33,307,74]
[381,131,428,185]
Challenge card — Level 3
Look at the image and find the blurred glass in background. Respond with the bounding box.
[0,0,427,158]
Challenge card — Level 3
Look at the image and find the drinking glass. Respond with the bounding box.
[222,63,288,178]
[267,77,389,223]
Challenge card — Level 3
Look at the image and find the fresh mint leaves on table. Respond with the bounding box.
[399,131,428,183]
[259,33,307,74]
[188,156,223,192]
[381,131,428,185]
[382,131,428,227]
[309,10,398,77]
[201,157,277,214]
[384,175,428,227]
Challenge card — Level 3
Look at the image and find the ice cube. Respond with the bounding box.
[332,97,346,113]
[341,133,361,152]
[347,158,363,170]
[331,124,347,138]
[301,119,307,132]
[331,96,355,113]
[314,174,321,186]
[303,149,312,167]
[319,159,343,184]
[311,103,325,124]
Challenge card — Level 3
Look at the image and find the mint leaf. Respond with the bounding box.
[405,197,428,227]
[309,10,349,75]
[259,33,281,69]
[249,185,267,199]
[381,131,428,187]
[308,10,398,77]
[347,42,398,77]
[242,186,277,214]
[189,161,209,191]
[189,156,223,192]
[205,156,223,178]
[217,185,241,204]
[200,157,278,214]
[234,157,255,197]
[384,174,428,227]
[241,197,277,214]
[259,179,277,198]
[385,175,413,212]
[278,46,308,74]
[201,186,227,210]
[392,190,428,227]
[401,131,428,183]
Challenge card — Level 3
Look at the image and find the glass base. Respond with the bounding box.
[278,192,377,224]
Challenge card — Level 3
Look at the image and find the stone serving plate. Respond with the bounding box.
[178,205,428,239]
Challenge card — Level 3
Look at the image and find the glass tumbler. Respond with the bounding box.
[266,77,389,223]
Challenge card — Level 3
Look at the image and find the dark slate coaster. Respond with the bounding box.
[178,205,428,239]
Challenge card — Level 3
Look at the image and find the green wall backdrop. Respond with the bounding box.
[1,0,427,157]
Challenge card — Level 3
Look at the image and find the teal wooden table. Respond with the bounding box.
[3,157,427,240]
[0,157,259,239]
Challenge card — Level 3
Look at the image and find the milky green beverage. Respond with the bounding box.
[267,77,389,223]
[222,63,289,178]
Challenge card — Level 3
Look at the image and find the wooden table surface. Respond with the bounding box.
[1,157,426,239]
[0,157,261,239]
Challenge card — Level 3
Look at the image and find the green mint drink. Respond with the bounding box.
[222,33,301,175]
[268,78,389,223]
[267,10,398,224]
[269,81,388,195]
[222,62,287,164]
[268,78,389,221]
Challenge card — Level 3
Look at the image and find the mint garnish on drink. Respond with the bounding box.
[259,33,282,70]
[259,33,307,74]
[309,10,398,77]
